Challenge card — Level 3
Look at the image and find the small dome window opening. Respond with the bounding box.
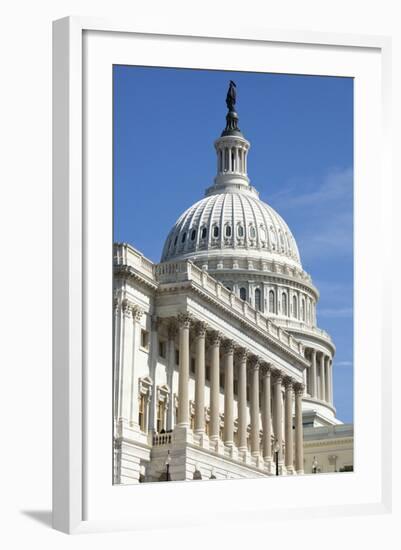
[201,227,207,239]
[191,229,197,241]
[237,224,244,238]
[213,225,219,238]
[225,225,232,237]
[249,225,256,239]
[181,232,187,243]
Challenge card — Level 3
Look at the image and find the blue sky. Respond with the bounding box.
[113,66,354,423]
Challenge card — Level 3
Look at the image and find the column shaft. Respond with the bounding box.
[295,385,304,473]
[209,333,221,441]
[237,350,248,452]
[324,355,330,405]
[320,353,326,402]
[223,341,235,446]
[166,326,176,430]
[194,323,207,433]
[310,349,317,398]
[177,314,191,427]
[262,368,272,461]
[284,381,294,473]
[250,360,260,456]
[273,374,284,463]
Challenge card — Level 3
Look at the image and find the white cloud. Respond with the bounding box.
[335,360,353,368]
[318,307,353,318]
[270,166,353,210]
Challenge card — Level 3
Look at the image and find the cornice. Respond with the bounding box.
[157,280,309,369]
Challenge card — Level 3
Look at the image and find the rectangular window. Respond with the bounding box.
[140,329,149,350]
[138,395,146,431]
[175,349,179,365]
[190,357,195,373]
[206,365,210,381]
[158,340,167,359]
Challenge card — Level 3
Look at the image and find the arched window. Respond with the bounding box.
[269,290,275,313]
[260,225,267,242]
[255,288,262,311]
[237,224,244,238]
[190,229,197,241]
[201,227,207,239]
[282,293,288,315]
[225,225,232,237]
[292,295,298,318]
[240,287,247,301]
[213,225,219,238]
[231,150,235,171]
[249,225,256,239]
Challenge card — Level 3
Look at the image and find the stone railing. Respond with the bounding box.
[152,432,172,446]
[114,243,155,280]
[155,260,305,357]
[276,318,333,344]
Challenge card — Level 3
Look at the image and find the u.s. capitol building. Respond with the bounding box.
[113,84,353,483]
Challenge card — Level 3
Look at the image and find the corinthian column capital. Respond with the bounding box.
[294,382,305,396]
[132,304,144,322]
[222,339,236,355]
[207,330,222,347]
[236,347,249,363]
[248,355,260,372]
[194,320,208,338]
[177,312,192,329]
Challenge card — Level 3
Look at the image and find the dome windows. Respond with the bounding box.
[254,288,262,311]
[239,287,247,301]
[281,292,288,315]
[225,224,232,238]
[292,295,298,318]
[213,225,219,238]
[181,232,187,243]
[260,225,267,242]
[269,290,276,313]
[237,224,244,238]
[190,229,197,241]
[249,225,256,239]
[200,226,207,239]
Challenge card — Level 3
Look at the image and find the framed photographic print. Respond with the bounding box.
[53,17,392,534]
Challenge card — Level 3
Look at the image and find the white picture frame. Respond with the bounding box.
[52,16,393,534]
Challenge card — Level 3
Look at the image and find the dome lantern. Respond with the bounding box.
[206,81,252,196]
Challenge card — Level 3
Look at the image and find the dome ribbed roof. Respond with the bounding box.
[161,190,301,267]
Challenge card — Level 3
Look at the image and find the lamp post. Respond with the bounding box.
[312,456,318,474]
[165,450,171,481]
[274,439,280,476]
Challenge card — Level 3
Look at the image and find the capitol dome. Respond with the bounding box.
[160,83,318,326]
[161,189,301,269]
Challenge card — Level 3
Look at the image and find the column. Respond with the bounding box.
[166,321,177,430]
[177,313,191,427]
[262,366,272,462]
[208,331,221,441]
[249,357,260,457]
[284,379,294,473]
[148,315,160,433]
[324,355,331,405]
[310,348,317,398]
[194,321,207,434]
[329,358,334,404]
[295,383,304,474]
[118,299,134,422]
[129,305,144,426]
[320,353,326,402]
[223,340,235,446]
[273,372,284,464]
[237,348,248,452]
[228,147,232,172]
